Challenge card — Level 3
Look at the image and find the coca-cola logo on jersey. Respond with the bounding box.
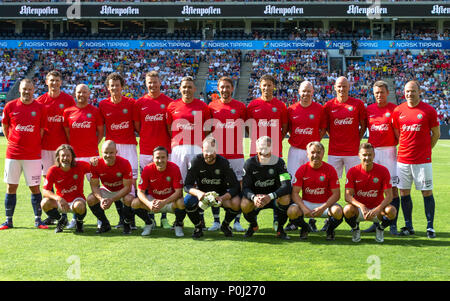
[215,121,237,129]
[357,190,378,198]
[145,114,164,122]
[48,115,63,123]
[305,187,325,195]
[72,121,92,129]
[15,124,35,132]
[201,178,221,185]
[370,124,389,131]
[401,124,422,132]
[258,120,278,127]
[61,185,77,194]
[176,123,195,131]
[103,180,123,187]
[334,117,354,125]
[111,121,130,130]
[295,127,313,135]
[255,179,275,187]
[152,188,173,195]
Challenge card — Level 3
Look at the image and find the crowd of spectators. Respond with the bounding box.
[32,49,201,103]
[205,49,241,81]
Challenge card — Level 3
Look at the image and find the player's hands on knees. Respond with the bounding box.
[310,205,326,218]
[152,199,163,212]
[361,205,372,220]
[100,198,113,210]
[303,206,314,218]
[57,197,70,213]
[367,206,381,220]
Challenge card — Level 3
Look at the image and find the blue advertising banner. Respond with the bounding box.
[1,39,449,50]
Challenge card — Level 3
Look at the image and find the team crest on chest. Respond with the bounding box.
[116,172,122,178]
[59,104,65,109]
[192,111,197,116]
[373,177,379,183]
[31,111,36,117]
[268,168,274,175]
[272,107,277,113]
[417,113,423,120]
[73,174,78,180]
[309,114,315,120]
[160,104,166,109]
[123,109,128,114]
[215,169,221,175]
[348,106,354,112]
[231,109,236,114]
[385,112,391,118]
[87,113,92,118]
[319,175,325,182]
[166,176,171,182]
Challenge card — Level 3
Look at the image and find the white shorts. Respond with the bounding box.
[328,155,360,179]
[139,154,172,173]
[171,144,202,182]
[374,146,398,186]
[116,144,138,179]
[228,158,245,181]
[57,197,85,213]
[292,201,329,218]
[144,194,175,214]
[4,159,41,186]
[41,150,56,176]
[356,207,380,223]
[397,162,433,191]
[287,146,308,179]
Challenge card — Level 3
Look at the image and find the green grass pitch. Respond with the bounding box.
[0,136,449,281]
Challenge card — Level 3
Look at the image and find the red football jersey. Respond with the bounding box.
[324,97,367,156]
[90,156,133,192]
[247,97,288,157]
[2,99,47,160]
[345,163,392,209]
[293,161,340,204]
[134,93,172,155]
[99,96,137,145]
[36,92,75,151]
[167,98,211,148]
[366,102,397,148]
[63,104,103,158]
[392,101,440,164]
[139,161,183,200]
[288,101,326,150]
[208,99,247,159]
[44,161,91,203]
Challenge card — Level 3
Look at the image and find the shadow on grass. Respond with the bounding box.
[24,224,450,247]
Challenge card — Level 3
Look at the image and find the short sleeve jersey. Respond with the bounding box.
[2,99,47,160]
[392,101,440,164]
[139,161,183,199]
[36,92,75,151]
[90,156,133,192]
[63,104,103,158]
[293,161,340,204]
[288,101,326,150]
[44,161,91,203]
[133,93,172,155]
[99,96,137,145]
[324,97,366,156]
[208,99,247,159]
[366,102,397,148]
[247,97,288,157]
[345,163,392,209]
[167,98,211,148]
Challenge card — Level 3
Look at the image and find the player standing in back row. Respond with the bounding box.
[392,80,440,238]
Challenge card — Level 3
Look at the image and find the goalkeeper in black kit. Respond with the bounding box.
[184,137,242,238]
[241,136,292,240]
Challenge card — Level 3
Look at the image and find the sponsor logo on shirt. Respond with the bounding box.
[103,180,123,187]
[401,123,422,132]
[48,115,63,123]
[111,121,130,130]
[357,190,378,198]
[61,185,77,194]
[152,188,173,196]
[72,121,92,129]
[201,178,221,185]
[295,127,313,135]
[334,117,354,125]
[145,113,164,122]
[15,124,35,132]
[305,187,325,195]
[258,119,278,127]
[255,179,275,187]
[370,124,389,131]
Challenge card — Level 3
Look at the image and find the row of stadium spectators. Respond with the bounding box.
[0,48,447,125]
[0,28,447,41]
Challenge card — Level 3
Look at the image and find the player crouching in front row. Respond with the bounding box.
[41,144,90,233]
[287,141,343,241]
[184,137,242,239]
[132,146,186,237]
[241,136,292,240]
[344,143,397,243]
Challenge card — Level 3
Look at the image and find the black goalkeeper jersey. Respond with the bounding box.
[184,154,240,197]
[242,155,292,200]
